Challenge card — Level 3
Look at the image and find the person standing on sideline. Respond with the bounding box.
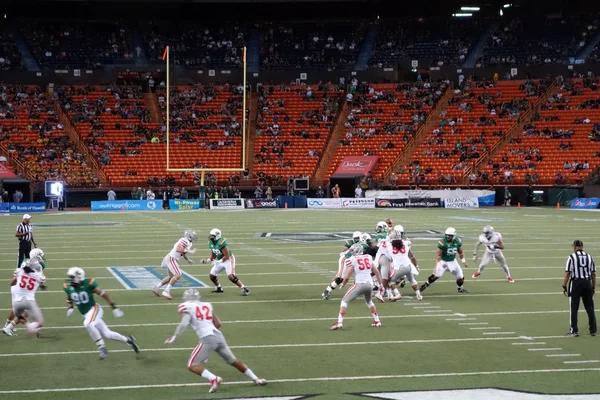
[15,214,36,268]
[107,189,116,201]
[58,191,65,211]
[503,186,511,206]
[332,184,341,198]
[563,240,597,337]
[355,185,362,198]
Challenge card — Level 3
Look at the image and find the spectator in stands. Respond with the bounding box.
[265,187,273,200]
[254,186,263,199]
[331,184,340,198]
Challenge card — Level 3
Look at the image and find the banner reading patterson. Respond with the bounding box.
[332,156,379,177]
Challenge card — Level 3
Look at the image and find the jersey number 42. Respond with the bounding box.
[195,305,213,320]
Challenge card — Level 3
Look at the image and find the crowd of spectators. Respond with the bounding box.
[0,30,22,70]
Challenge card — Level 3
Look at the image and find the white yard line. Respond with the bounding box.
[470,327,501,330]
[482,332,515,335]
[512,342,546,345]
[546,354,581,357]
[563,360,600,364]
[460,322,489,326]
[528,348,563,351]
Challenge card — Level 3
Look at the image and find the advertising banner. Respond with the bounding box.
[209,198,244,210]
[307,198,342,208]
[444,197,480,209]
[332,156,379,177]
[0,203,9,214]
[340,197,375,209]
[9,202,46,213]
[91,200,163,212]
[0,163,18,179]
[169,199,201,210]
[375,198,442,208]
[245,199,279,209]
[570,198,600,209]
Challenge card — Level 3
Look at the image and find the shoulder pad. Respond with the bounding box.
[63,283,69,289]
[218,238,226,246]
[88,278,95,285]
[437,240,445,247]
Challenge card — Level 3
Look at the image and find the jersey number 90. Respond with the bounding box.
[71,292,90,305]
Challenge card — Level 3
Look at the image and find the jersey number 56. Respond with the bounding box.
[356,258,371,271]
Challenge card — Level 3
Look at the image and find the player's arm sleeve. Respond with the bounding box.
[88,278,98,291]
[173,313,191,337]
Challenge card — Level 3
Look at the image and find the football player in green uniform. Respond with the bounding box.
[322,231,362,300]
[64,267,140,359]
[420,227,469,293]
[202,228,250,296]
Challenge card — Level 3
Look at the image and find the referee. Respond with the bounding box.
[15,213,36,268]
[563,240,597,337]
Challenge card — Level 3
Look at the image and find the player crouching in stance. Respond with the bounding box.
[65,267,139,359]
[323,231,362,300]
[420,227,469,293]
[331,244,383,330]
[202,229,250,296]
[472,225,514,282]
[154,230,198,300]
[388,236,423,301]
[165,289,266,393]
[2,259,46,337]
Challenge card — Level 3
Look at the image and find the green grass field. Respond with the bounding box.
[1,207,600,399]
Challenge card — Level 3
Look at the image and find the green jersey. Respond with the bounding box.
[209,238,232,260]
[437,237,462,262]
[374,232,387,246]
[64,278,98,315]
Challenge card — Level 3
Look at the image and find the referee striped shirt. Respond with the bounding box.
[566,250,596,280]
[16,223,32,242]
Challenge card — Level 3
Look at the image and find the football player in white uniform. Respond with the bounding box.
[472,225,514,282]
[388,238,422,300]
[165,289,266,393]
[322,231,362,300]
[153,230,197,300]
[2,259,46,337]
[331,244,383,330]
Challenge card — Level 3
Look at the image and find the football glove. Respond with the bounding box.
[40,284,48,291]
[67,308,74,317]
[472,255,478,261]
[187,258,195,265]
[112,308,124,318]
[165,335,177,344]
[187,248,197,255]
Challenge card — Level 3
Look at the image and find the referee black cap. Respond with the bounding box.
[573,239,584,247]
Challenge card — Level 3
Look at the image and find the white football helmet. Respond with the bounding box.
[29,248,45,261]
[25,259,43,273]
[375,221,388,233]
[348,243,364,256]
[209,228,222,242]
[67,267,85,285]
[361,233,372,243]
[352,231,362,243]
[184,229,198,242]
[483,225,494,239]
[393,225,405,239]
[182,288,201,302]
[445,227,457,242]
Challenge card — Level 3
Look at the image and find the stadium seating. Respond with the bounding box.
[20,21,134,69]
[478,17,596,66]
[141,22,246,70]
[254,84,342,177]
[325,81,447,181]
[481,78,600,184]
[398,80,544,185]
[0,85,97,186]
[0,30,21,70]
[370,19,483,68]
[260,23,366,71]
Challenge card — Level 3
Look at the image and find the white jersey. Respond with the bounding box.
[178,300,220,339]
[478,232,502,254]
[387,239,413,269]
[348,254,375,284]
[168,237,193,261]
[11,268,45,302]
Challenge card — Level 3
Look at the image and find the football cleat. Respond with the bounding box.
[208,376,222,393]
[161,291,173,300]
[330,322,343,330]
[416,293,423,301]
[242,287,251,296]
[565,332,579,337]
[458,287,469,293]
[472,272,481,279]
[152,288,161,297]
[371,321,382,327]
[322,290,330,300]
[507,277,515,283]
[99,346,109,360]
[254,378,267,386]
[127,335,140,353]
[374,292,385,303]
[212,287,224,294]
[1,326,15,336]
[591,332,597,337]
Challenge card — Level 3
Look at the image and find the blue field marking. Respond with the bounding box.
[107,266,208,290]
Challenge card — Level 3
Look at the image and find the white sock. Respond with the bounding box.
[392,288,400,296]
[27,322,39,332]
[501,264,511,278]
[244,368,258,380]
[338,312,345,324]
[4,320,10,328]
[154,282,163,290]
[201,369,216,381]
[372,312,380,322]
[96,339,106,348]
[386,289,392,297]
[415,290,421,297]
[164,284,172,292]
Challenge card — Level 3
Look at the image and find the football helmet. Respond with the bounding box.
[184,230,198,242]
[209,228,222,242]
[483,225,494,239]
[352,231,362,243]
[67,267,85,285]
[29,248,45,262]
[182,288,201,302]
[375,221,388,233]
[361,233,372,243]
[27,259,43,273]
[393,225,405,239]
[348,243,364,256]
[445,227,457,242]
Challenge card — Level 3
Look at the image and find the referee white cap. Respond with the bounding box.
[23,214,31,220]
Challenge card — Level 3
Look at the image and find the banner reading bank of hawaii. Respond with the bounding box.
[169,199,200,210]
[91,200,163,212]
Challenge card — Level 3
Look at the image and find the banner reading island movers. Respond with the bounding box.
[210,198,244,210]
[91,200,163,211]
[332,156,379,177]
[169,199,200,210]
[444,197,479,209]
[375,198,442,208]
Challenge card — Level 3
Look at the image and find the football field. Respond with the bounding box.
[1,207,600,399]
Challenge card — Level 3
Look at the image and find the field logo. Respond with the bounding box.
[107,266,207,289]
